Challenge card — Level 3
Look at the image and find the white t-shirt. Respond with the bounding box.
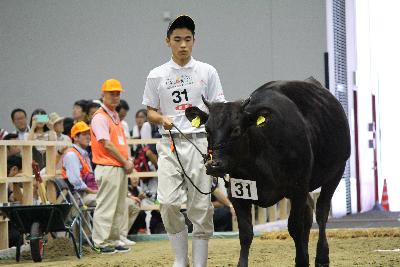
[132,122,152,139]
[132,122,152,151]
[122,120,131,138]
[142,57,226,134]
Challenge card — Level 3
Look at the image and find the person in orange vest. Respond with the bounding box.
[90,79,135,254]
[62,120,139,249]
[61,121,97,206]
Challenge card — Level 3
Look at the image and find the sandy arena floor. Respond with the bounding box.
[1,228,400,267]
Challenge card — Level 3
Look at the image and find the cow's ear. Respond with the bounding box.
[185,107,209,127]
[241,108,272,129]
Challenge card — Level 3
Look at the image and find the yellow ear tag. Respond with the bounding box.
[192,116,201,128]
[256,116,266,127]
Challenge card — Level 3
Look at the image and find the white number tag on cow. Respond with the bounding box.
[230,178,258,200]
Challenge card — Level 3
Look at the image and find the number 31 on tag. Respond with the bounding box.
[230,178,258,200]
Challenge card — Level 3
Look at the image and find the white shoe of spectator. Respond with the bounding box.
[120,236,136,246]
[168,228,189,267]
[192,238,209,267]
[115,240,125,247]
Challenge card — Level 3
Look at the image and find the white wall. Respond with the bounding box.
[354,0,377,212]
[0,0,327,131]
[339,0,400,213]
[369,0,400,211]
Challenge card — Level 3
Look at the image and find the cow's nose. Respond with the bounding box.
[208,160,222,168]
[205,160,226,177]
[206,160,224,171]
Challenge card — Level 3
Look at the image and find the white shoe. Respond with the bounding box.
[168,228,189,267]
[119,236,136,246]
[115,240,125,247]
[192,238,209,267]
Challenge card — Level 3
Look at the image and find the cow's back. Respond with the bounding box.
[252,79,351,188]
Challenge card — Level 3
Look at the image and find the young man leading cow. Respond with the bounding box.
[143,15,226,267]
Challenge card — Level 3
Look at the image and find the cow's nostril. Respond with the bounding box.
[211,160,221,167]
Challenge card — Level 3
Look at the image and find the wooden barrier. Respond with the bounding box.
[0,139,320,249]
[0,140,66,249]
[0,139,160,249]
[250,192,320,227]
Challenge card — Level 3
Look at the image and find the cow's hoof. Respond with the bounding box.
[315,263,329,267]
[237,261,248,267]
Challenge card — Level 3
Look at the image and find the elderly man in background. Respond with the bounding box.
[90,79,135,254]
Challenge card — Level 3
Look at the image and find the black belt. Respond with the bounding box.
[162,132,207,139]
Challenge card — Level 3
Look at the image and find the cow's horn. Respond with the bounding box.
[202,95,210,108]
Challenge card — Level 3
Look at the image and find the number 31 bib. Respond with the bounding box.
[159,71,208,117]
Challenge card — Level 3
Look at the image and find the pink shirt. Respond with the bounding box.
[91,105,121,141]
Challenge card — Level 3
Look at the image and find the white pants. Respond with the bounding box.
[157,136,214,239]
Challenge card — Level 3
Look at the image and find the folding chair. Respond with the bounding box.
[51,178,97,251]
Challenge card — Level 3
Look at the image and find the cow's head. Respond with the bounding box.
[186,96,269,177]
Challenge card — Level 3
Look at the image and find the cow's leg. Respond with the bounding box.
[303,194,314,258]
[232,199,253,267]
[315,167,343,267]
[288,193,309,267]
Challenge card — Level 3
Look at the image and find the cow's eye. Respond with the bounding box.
[231,126,241,137]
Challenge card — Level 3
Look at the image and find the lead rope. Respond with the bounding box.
[168,129,218,195]
[171,124,208,162]
[168,124,228,195]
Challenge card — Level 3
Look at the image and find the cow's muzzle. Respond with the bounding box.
[205,160,227,177]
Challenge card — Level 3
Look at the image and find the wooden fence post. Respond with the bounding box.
[21,146,33,205]
[267,204,277,222]
[0,144,8,249]
[257,206,267,224]
[279,198,289,220]
[45,145,57,203]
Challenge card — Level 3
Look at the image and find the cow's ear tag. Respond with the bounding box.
[256,116,266,127]
[192,116,201,128]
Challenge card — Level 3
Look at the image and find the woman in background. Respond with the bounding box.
[26,108,56,169]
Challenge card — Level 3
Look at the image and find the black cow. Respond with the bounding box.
[185,77,351,267]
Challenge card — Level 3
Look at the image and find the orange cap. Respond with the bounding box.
[71,121,91,138]
[101,79,124,92]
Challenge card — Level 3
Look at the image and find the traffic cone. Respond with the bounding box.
[381,179,390,211]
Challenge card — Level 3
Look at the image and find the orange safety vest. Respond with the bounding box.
[90,107,128,167]
[61,147,91,179]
